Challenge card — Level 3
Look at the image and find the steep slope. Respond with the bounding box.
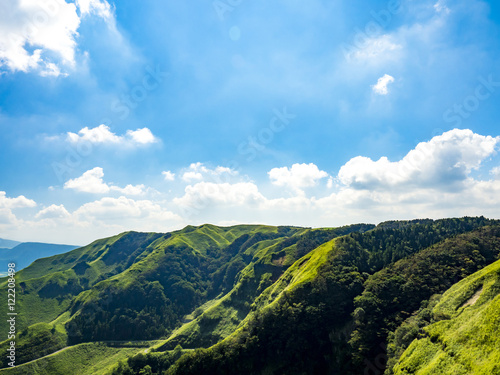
[349,225,500,374]
[156,224,373,350]
[392,257,500,374]
[0,231,163,336]
[64,224,296,344]
[0,224,305,367]
[158,218,500,375]
[1,217,498,374]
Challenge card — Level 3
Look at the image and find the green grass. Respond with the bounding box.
[393,258,500,374]
[0,343,143,375]
[156,234,301,350]
[251,237,337,311]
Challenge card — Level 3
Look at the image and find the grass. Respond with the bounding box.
[393,258,500,374]
[0,343,143,375]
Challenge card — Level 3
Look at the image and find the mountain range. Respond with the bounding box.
[0,217,499,374]
[0,240,79,273]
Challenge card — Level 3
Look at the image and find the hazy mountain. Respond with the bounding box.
[0,242,79,271]
[0,238,21,249]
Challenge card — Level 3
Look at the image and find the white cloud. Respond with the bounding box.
[181,163,238,183]
[67,124,121,144]
[0,191,37,208]
[0,192,35,232]
[174,182,265,209]
[171,130,500,229]
[112,184,146,196]
[35,204,70,219]
[339,129,499,191]
[0,208,18,226]
[63,167,146,195]
[74,196,180,224]
[268,163,328,193]
[182,171,203,182]
[126,128,158,144]
[491,167,500,179]
[162,171,175,181]
[76,0,112,19]
[0,0,112,76]
[372,74,395,95]
[4,130,500,244]
[64,167,110,194]
[344,34,402,62]
[66,125,159,146]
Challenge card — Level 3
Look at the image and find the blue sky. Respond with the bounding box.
[1,0,500,245]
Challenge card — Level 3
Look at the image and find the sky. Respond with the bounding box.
[1,0,500,245]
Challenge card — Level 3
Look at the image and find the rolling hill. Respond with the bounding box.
[0,217,499,375]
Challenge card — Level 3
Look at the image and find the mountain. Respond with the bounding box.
[0,238,21,249]
[0,242,79,271]
[0,217,499,375]
[391,256,500,374]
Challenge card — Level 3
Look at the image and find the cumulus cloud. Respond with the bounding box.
[174,182,265,209]
[339,129,499,191]
[114,184,146,196]
[0,191,36,231]
[35,204,70,219]
[0,191,37,208]
[268,163,328,193]
[0,0,113,76]
[126,128,158,144]
[63,167,146,195]
[67,124,121,144]
[64,167,110,194]
[4,130,500,244]
[372,74,395,95]
[66,125,159,145]
[172,130,500,228]
[0,208,18,226]
[74,196,180,223]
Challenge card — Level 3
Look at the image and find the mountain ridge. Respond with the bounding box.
[0,217,499,375]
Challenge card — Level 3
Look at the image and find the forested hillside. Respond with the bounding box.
[0,217,499,375]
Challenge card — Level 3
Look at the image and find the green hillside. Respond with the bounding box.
[391,257,500,374]
[1,218,499,375]
[0,223,370,369]
[109,217,500,375]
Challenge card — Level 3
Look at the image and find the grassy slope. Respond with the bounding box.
[393,259,500,374]
[0,225,287,368]
[157,229,311,350]
[165,237,340,371]
[165,220,500,375]
[0,343,142,375]
[156,225,372,351]
[0,231,163,334]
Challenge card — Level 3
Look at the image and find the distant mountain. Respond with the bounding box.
[0,238,21,249]
[0,242,79,271]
